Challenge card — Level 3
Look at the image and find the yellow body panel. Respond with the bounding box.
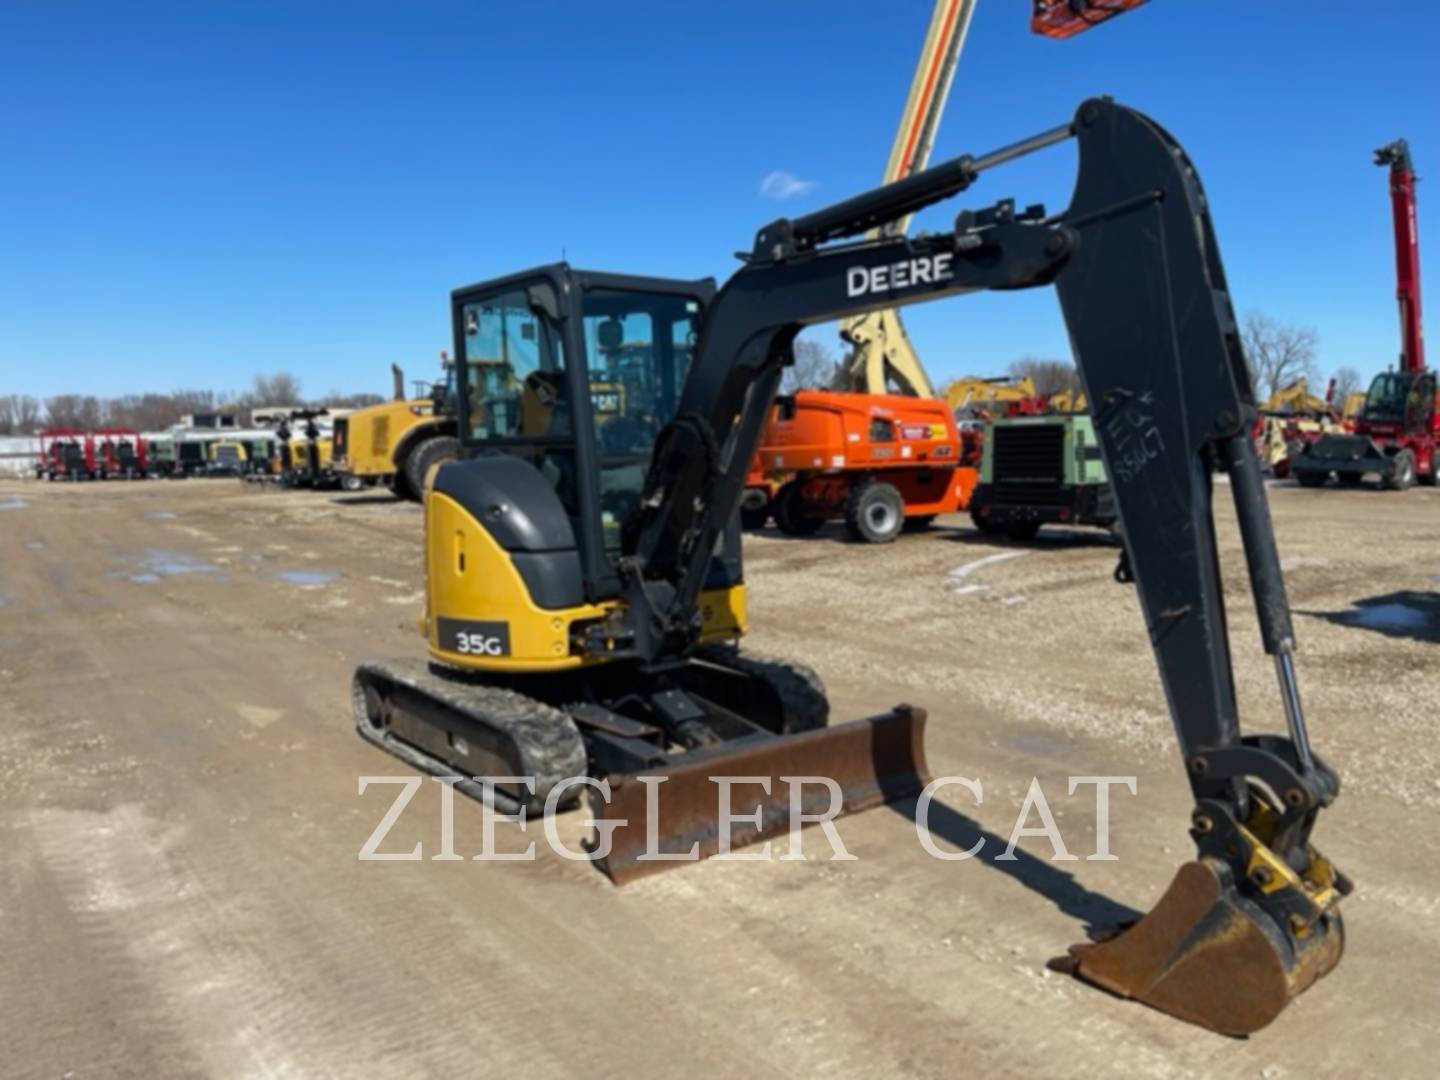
[337,399,437,477]
[941,375,1037,411]
[423,490,746,672]
[209,440,248,462]
[289,437,333,471]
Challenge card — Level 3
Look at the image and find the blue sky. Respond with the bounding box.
[1,1,1436,400]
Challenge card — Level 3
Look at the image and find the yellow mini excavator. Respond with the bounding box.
[354,99,1347,1036]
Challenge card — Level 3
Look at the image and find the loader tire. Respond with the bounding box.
[406,435,461,498]
[740,503,770,531]
[844,480,905,543]
[694,643,828,734]
[773,480,825,537]
[1381,450,1416,491]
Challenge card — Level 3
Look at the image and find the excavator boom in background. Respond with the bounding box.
[354,98,1346,1035]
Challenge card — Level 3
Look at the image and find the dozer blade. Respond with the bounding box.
[1060,859,1345,1036]
[596,706,929,885]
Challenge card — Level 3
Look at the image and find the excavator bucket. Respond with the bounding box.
[1031,0,1149,39]
[595,707,930,885]
[1058,860,1346,1036]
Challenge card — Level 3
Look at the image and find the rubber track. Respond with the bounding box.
[352,657,587,815]
[693,643,829,733]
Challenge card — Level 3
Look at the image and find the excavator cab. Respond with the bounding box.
[1031,0,1149,38]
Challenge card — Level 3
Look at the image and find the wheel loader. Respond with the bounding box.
[354,99,1348,1036]
[331,363,460,498]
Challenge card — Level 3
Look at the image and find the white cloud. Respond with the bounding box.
[759,170,817,200]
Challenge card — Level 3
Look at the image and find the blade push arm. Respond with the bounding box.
[625,98,1345,973]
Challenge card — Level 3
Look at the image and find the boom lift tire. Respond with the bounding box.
[844,480,906,543]
[773,480,825,537]
[406,435,462,499]
[1381,449,1416,490]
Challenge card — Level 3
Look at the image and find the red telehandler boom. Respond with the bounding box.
[1293,139,1438,489]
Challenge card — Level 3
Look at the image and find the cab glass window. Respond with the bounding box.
[581,288,702,551]
[461,289,568,441]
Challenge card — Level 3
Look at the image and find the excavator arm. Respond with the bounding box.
[625,97,1347,1034]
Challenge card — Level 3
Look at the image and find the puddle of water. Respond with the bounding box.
[1010,730,1069,760]
[24,540,45,551]
[275,569,338,587]
[138,549,221,577]
[1341,602,1432,633]
[0,593,12,608]
[144,511,177,520]
[129,573,162,584]
[0,498,28,511]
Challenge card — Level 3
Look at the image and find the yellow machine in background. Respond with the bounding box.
[941,374,1037,413]
[332,363,461,498]
[1258,378,1330,416]
[286,434,335,488]
[207,438,248,476]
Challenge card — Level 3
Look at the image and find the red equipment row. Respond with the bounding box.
[35,428,149,481]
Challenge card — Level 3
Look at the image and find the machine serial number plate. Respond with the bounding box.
[437,618,512,657]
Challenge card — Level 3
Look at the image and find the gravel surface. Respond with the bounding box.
[1,477,1436,1078]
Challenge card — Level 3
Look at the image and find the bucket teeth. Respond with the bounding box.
[1060,859,1345,1036]
[594,706,930,885]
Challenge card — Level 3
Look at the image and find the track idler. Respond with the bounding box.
[1058,846,1348,1035]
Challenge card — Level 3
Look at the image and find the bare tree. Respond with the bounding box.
[14,395,40,433]
[0,397,14,435]
[45,394,84,427]
[252,372,303,406]
[1242,312,1318,400]
[1007,357,1079,397]
[1328,365,1363,404]
[319,390,386,410]
[781,338,840,394]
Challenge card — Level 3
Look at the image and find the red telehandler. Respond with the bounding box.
[1293,139,1437,488]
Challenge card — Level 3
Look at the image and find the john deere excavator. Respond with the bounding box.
[353,99,1346,1035]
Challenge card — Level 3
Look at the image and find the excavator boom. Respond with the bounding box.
[625,98,1346,1034]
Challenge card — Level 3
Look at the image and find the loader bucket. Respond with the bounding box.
[594,706,929,885]
[1059,859,1345,1036]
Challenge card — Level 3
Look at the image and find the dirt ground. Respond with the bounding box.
[1,475,1436,1079]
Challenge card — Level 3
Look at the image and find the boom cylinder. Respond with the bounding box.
[787,123,1074,250]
